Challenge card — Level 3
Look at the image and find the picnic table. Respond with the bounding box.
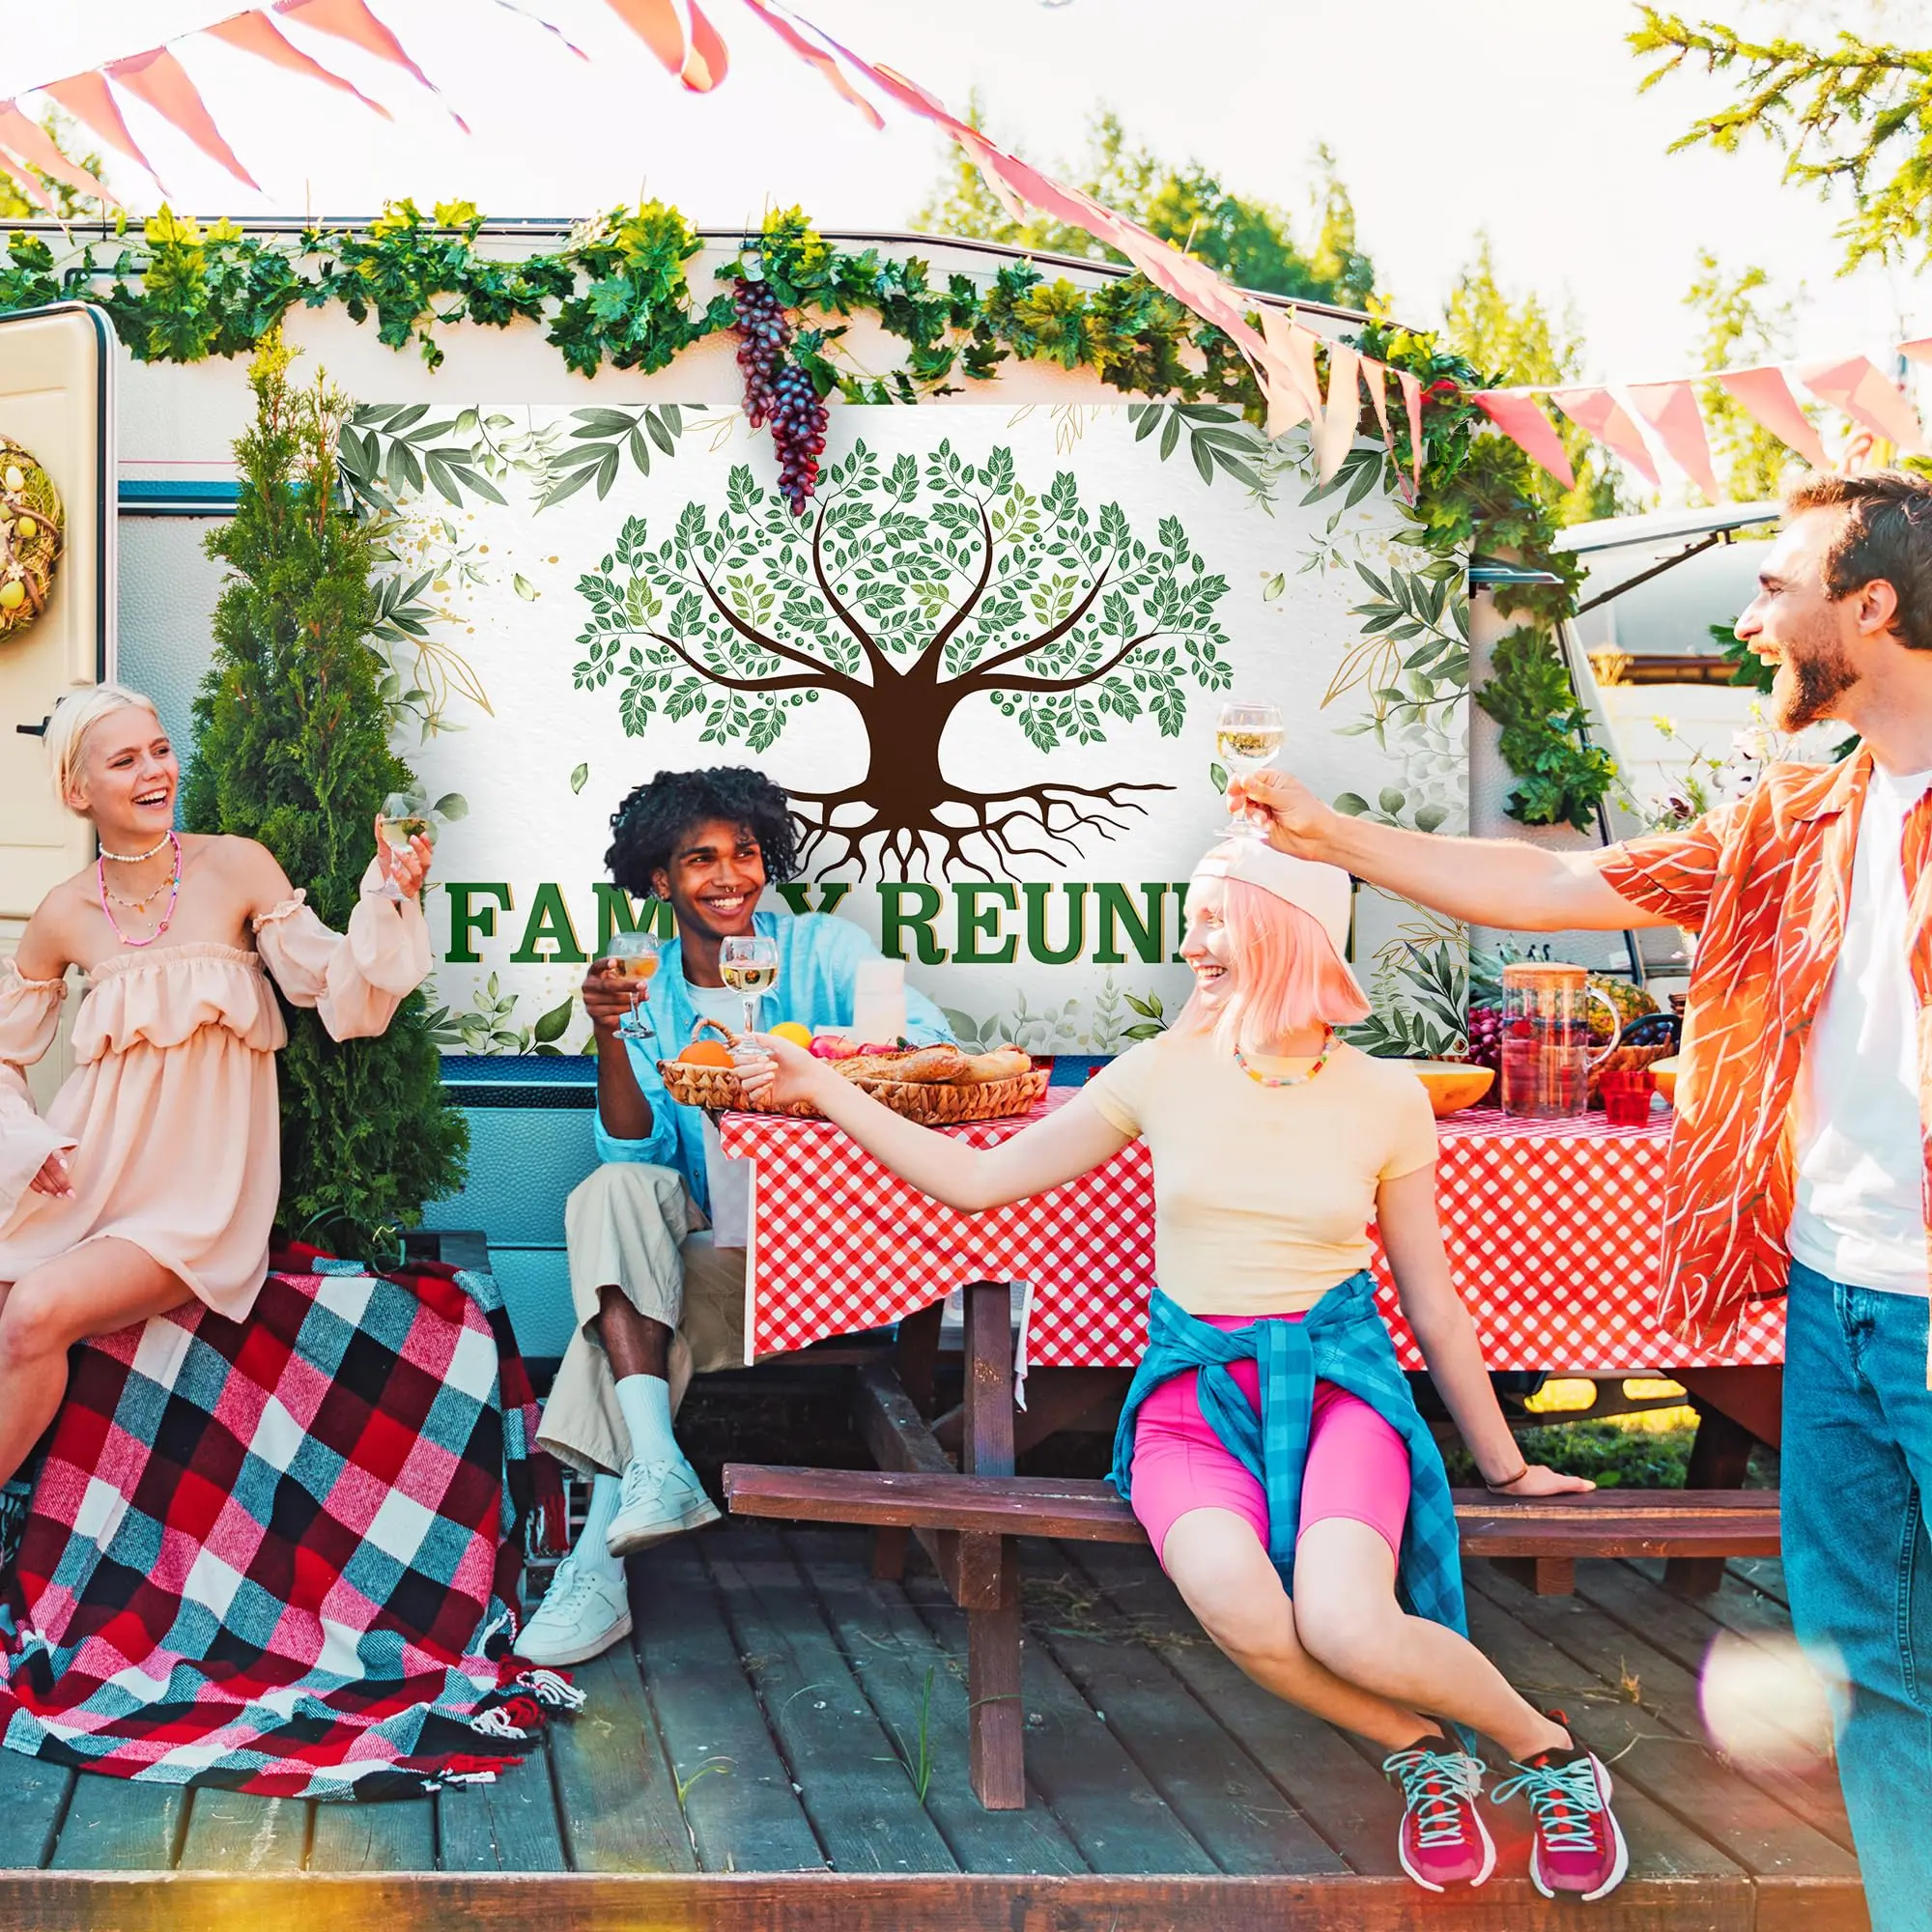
[718,1090,1784,1808]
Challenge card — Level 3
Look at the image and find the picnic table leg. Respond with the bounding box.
[961,1279,1025,1809]
[872,1301,948,1581]
[1664,1370,1777,1598]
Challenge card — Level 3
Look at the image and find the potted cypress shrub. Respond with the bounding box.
[183,329,467,1259]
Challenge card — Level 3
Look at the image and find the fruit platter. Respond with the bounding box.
[659,1018,1048,1124]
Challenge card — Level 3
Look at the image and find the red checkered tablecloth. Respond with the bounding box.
[719,1094,1785,1376]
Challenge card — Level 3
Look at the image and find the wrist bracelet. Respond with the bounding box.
[1484,1465,1530,1492]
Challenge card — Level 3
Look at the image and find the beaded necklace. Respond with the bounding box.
[97,831,182,948]
[1234,1027,1336,1089]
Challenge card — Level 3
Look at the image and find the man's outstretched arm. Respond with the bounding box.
[1231,770,1674,934]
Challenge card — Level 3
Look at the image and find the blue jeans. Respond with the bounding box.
[1783,1261,1932,1931]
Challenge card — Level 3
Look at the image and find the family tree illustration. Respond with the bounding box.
[568,437,1233,878]
[344,397,1467,1061]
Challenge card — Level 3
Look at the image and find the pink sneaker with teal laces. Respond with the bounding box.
[1492,1718,1630,1902]
[1381,1743,1496,1890]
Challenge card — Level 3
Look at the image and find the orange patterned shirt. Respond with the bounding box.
[1596,749,1932,1348]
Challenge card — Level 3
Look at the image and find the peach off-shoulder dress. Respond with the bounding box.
[0,883,431,1320]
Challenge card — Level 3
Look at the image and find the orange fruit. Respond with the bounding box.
[678,1039,735,1067]
[769,1021,812,1048]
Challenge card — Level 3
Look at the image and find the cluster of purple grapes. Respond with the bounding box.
[1462,1004,1504,1075]
[732,279,828,516]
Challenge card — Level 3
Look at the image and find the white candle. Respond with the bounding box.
[850,955,907,1044]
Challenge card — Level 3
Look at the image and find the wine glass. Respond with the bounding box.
[377,788,440,900]
[719,933,781,1037]
[1214,699,1285,841]
[603,929,662,1042]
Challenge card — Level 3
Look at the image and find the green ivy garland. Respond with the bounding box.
[0,199,1609,827]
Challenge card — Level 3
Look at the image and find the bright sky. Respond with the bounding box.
[1,0,1917,385]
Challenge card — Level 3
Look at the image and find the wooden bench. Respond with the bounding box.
[723,1463,1782,1595]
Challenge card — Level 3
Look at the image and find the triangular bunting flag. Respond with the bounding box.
[276,0,467,129]
[734,0,882,126]
[1312,341,1362,484]
[1798,355,1925,455]
[1473,391,1575,490]
[1359,356,1401,490]
[0,103,116,203]
[1629,380,1720,499]
[105,47,262,191]
[41,71,158,181]
[1260,307,1312,438]
[1395,367,1424,489]
[205,12,392,119]
[679,0,729,90]
[601,0,688,77]
[1550,386,1660,486]
[1716,366,1828,469]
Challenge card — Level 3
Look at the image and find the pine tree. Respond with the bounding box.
[183,330,467,1256]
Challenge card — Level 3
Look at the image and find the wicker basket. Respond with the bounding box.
[657,1058,1048,1123]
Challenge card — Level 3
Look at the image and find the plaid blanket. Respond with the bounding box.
[0,1247,577,1801]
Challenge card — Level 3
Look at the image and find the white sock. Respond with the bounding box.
[570,1472,624,1580]
[614,1373,679,1467]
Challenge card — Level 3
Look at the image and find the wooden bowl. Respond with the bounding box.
[1650,1055,1684,1107]
[1406,1061,1495,1118]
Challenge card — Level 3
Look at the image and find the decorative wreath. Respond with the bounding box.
[0,437,63,641]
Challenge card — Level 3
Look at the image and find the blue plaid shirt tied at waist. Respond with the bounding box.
[1108,1273,1467,1637]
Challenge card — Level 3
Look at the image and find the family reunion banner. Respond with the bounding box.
[346,400,1470,1061]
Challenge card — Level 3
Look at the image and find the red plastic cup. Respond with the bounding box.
[1600,1067,1657,1127]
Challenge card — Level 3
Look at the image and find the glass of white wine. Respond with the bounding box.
[1214,699,1285,841]
[603,930,662,1042]
[720,933,781,1037]
[377,788,440,900]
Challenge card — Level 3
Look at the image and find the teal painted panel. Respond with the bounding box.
[481,1246,575,1360]
[423,1104,600,1250]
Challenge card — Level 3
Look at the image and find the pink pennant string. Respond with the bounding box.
[1395,366,1424,489]
[1549,386,1660,487]
[487,0,589,58]
[0,149,58,213]
[106,46,263,191]
[276,0,468,130]
[732,0,883,126]
[679,0,729,90]
[1260,307,1312,437]
[0,103,116,203]
[1359,355,1401,491]
[1474,391,1576,490]
[1797,354,1926,455]
[602,0,690,77]
[204,12,392,120]
[1716,366,1828,469]
[1312,341,1362,484]
[41,71,159,182]
[1629,380,1719,498]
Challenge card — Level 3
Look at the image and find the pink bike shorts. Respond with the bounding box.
[1128,1311,1411,1568]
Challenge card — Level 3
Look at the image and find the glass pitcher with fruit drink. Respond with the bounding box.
[1499,961,1622,1120]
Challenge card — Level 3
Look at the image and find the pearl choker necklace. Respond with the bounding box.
[99,833,174,864]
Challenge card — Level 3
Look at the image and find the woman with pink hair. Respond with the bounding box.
[741,838,1629,1901]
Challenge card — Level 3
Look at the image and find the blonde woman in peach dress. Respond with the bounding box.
[0,685,434,1491]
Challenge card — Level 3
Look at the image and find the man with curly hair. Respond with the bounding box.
[522,766,952,1665]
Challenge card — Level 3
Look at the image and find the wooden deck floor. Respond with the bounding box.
[0,1526,1867,1930]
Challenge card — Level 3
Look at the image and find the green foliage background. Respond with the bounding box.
[182,332,467,1257]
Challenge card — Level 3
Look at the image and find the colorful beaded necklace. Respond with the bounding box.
[1234,1026,1336,1089]
[97,830,183,948]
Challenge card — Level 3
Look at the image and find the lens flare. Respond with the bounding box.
[1698,1630,1842,1771]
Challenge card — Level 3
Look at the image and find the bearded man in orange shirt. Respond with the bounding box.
[1236,469,1932,1931]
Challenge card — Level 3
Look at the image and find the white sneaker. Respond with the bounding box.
[606,1454,721,1556]
[517,1556,632,1667]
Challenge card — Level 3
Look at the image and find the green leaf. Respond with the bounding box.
[431,792,469,820]
[532,995,575,1045]
[570,761,589,795]
[514,572,538,600]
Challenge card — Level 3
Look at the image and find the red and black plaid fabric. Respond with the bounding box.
[0,1247,574,1800]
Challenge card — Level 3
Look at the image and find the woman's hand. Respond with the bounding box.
[735,1032,836,1112]
[373,817,433,899]
[28,1149,74,1199]
[1485,1463,1595,1497]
